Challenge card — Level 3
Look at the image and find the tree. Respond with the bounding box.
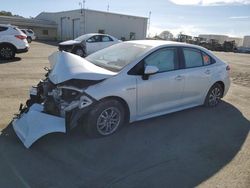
[0,11,13,16]
[158,30,174,40]
[0,10,23,17]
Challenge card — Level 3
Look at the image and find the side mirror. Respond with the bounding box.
[143,65,159,80]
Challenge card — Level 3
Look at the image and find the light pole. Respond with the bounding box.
[147,11,151,38]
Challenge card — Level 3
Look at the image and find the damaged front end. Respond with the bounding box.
[12,51,114,148]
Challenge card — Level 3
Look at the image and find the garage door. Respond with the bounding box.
[61,17,71,40]
[73,19,80,39]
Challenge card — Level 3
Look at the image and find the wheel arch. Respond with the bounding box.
[99,96,130,124]
[72,45,86,56]
[213,81,225,96]
[0,42,17,52]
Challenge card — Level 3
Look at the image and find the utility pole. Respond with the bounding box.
[79,1,83,14]
[83,0,86,34]
[79,1,86,34]
[147,11,151,38]
[107,2,110,12]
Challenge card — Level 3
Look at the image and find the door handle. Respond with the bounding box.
[175,75,184,81]
[205,70,211,75]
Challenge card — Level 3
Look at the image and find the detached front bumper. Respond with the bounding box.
[12,104,66,148]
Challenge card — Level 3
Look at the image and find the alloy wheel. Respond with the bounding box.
[97,107,121,135]
[75,49,84,57]
[0,47,13,59]
[208,87,222,106]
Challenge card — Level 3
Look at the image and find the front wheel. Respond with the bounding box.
[85,99,125,137]
[204,83,223,107]
[73,47,85,57]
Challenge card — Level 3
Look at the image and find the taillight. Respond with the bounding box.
[15,35,27,40]
[226,65,230,71]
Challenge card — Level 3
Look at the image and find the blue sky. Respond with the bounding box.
[1,0,250,37]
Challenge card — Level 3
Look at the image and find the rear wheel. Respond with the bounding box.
[0,45,16,59]
[204,83,223,107]
[27,37,32,43]
[85,99,125,137]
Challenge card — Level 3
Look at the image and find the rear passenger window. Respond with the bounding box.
[144,48,178,72]
[183,48,203,68]
[87,35,101,43]
[102,36,113,42]
[202,52,215,65]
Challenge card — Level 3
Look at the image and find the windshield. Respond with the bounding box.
[85,42,152,72]
[74,34,92,41]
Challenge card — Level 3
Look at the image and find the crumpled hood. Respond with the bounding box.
[48,51,116,84]
[59,40,81,46]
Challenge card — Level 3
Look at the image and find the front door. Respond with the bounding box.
[86,35,102,55]
[136,47,185,118]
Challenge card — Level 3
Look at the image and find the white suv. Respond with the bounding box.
[21,29,36,43]
[0,24,29,59]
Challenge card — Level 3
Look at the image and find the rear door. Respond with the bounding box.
[100,35,115,49]
[73,19,80,38]
[180,47,212,105]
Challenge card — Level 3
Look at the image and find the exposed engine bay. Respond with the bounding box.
[27,76,100,118]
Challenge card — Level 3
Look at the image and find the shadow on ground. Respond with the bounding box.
[0,101,249,188]
[0,57,21,64]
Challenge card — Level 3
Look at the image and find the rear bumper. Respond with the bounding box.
[16,47,29,53]
[223,76,231,97]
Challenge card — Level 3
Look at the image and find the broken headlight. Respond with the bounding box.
[57,86,93,109]
[79,95,93,109]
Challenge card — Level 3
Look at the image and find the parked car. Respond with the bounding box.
[21,29,36,43]
[13,40,230,148]
[0,24,29,59]
[58,33,120,57]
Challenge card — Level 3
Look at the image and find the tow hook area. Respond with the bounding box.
[12,104,66,148]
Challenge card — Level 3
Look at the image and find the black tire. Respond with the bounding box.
[73,47,85,57]
[85,99,125,138]
[204,83,223,107]
[0,45,16,59]
[27,37,32,43]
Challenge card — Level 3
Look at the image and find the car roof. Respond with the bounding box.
[84,33,113,37]
[126,40,207,50]
[126,40,208,51]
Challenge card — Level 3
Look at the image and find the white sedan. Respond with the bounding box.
[13,40,230,148]
[58,33,120,57]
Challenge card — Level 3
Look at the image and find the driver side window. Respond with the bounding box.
[144,48,178,73]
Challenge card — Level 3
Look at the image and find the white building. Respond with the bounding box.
[0,15,57,40]
[36,9,148,41]
[199,34,245,47]
[243,36,250,48]
[199,34,229,44]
